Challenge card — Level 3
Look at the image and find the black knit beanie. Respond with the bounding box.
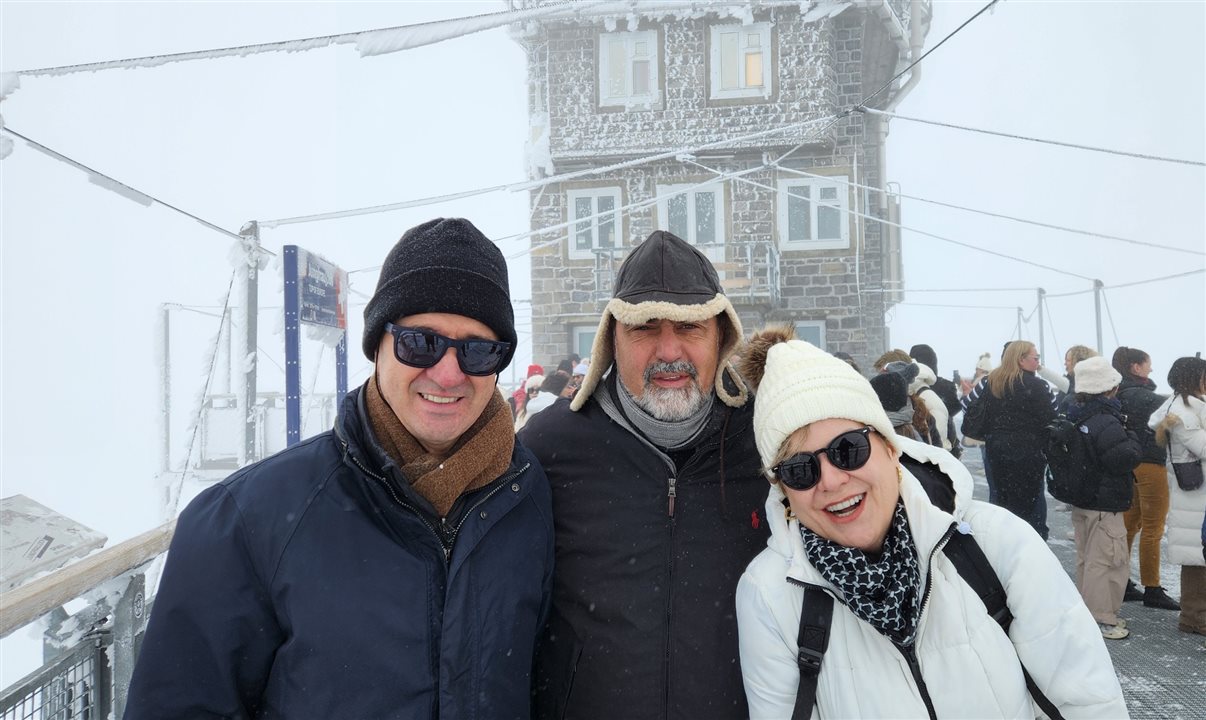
[870,371,909,412]
[362,218,516,370]
[909,344,939,374]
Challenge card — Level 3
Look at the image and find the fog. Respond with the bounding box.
[1,0,1203,685]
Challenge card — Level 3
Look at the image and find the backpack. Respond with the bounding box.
[1044,414,1099,508]
[791,457,1064,720]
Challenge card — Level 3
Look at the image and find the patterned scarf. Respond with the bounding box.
[801,499,921,643]
[365,375,514,517]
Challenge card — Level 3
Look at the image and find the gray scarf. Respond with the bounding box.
[886,398,915,429]
[615,378,714,451]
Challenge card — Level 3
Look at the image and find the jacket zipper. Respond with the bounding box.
[891,523,956,720]
[667,476,677,517]
[663,495,677,719]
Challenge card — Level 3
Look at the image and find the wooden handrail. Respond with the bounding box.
[0,520,176,637]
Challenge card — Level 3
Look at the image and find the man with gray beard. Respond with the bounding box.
[520,230,767,720]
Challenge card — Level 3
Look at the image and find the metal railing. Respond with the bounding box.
[1,522,175,720]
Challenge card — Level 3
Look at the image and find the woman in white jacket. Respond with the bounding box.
[735,326,1126,719]
[1149,356,1206,637]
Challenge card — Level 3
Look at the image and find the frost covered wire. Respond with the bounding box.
[859,107,1206,168]
[776,0,1001,165]
[4,126,248,243]
[860,0,1002,110]
[1043,295,1062,362]
[1101,291,1121,348]
[899,301,1018,310]
[683,158,1095,281]
[261,113,839,228]
[12,0,605,77]
[774,165,1204,257]
[171,270,236,518]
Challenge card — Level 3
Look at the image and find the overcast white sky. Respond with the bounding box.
[1,0,1204,682]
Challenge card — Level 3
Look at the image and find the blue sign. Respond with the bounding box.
[283,246,349,447]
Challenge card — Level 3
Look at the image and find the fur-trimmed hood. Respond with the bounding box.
[571,231,748,411]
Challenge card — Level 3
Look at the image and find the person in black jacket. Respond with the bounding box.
[1113,345,1179,609]
[910,343,962,455]
[125,218,554,720]
[520,231,767,720]
[1065,356,1143,639]
[979,341,1059,539]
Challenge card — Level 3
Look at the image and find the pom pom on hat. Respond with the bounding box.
[742,327,898,470]
[1073,356,1122,395]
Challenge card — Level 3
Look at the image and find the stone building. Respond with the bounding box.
[509,0,930,371]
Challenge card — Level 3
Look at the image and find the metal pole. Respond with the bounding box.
[159,304,170,473]
[1037,288,1046,361]
[1016,307,1023,340]
[1093,279,1104,353]
[283,246,302,447]
[238,222,261,465]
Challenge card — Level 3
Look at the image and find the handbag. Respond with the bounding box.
[1172,461,1204,492]
[961,393,988,442]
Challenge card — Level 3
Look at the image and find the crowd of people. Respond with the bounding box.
[121,217,1202,719]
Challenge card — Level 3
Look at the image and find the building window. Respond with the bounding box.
[794,321,826,350]
[655,183,726,248]
[570,325,597,360]
[777,176,850,250]
[599,30,659,108]
[709,23,773,99]
[567,187,622,260]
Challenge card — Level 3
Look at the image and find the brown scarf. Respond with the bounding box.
[365,375,514,517]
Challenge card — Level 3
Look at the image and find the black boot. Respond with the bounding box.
[1143,585,1181,610]
[1124,579,1143,602]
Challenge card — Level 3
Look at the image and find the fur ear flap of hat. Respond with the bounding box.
[741,325,898,470]
[570,231,748,411]
[1073,356,1122,395]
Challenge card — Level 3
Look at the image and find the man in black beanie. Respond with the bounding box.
[128,218,554,720]
[521,230,767,720]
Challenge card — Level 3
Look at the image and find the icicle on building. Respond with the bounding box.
[509,0,930,370]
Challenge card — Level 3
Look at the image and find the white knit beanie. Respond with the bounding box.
[752,339,899,470]
[1073,356,1121,395]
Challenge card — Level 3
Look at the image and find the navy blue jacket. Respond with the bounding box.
[1067,396,1142,512]
[126,387,554,720]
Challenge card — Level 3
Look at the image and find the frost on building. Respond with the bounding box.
[508,0,929,369]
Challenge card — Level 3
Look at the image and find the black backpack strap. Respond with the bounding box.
[943,532,1065,720]
[793,586,832,720]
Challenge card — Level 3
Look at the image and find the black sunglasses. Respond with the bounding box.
[384,323,511,377]
[771,427,874,491]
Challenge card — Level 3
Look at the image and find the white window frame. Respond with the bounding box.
[654,182,727,249]
[794,321,826,350]
[709,23,773,100]
[570,325,597,361]
[599,30,660,108]
[776,176,850,250]
[567,187,623,261]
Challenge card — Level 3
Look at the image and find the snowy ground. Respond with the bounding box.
[959,451,1206,719]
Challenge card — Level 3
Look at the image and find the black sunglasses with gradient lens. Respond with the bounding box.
[385,323,511,377]
[771,427,874,491]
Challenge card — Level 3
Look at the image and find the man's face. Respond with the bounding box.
[375,312,498,458]
[613,316,721,420]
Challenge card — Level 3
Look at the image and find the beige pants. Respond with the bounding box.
[1072,508,1130,625]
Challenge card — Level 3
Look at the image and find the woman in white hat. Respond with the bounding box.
[734,326,1125,719]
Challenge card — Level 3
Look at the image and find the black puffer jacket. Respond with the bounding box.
[1067,396,1143,512]
[982,371,1058,442]
[1118,375,1168,465]
[520,375,768,720]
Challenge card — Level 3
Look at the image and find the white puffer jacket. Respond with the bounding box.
[1149,394,1206,567]
[912,363,951,450]
[736,437,1126,719]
